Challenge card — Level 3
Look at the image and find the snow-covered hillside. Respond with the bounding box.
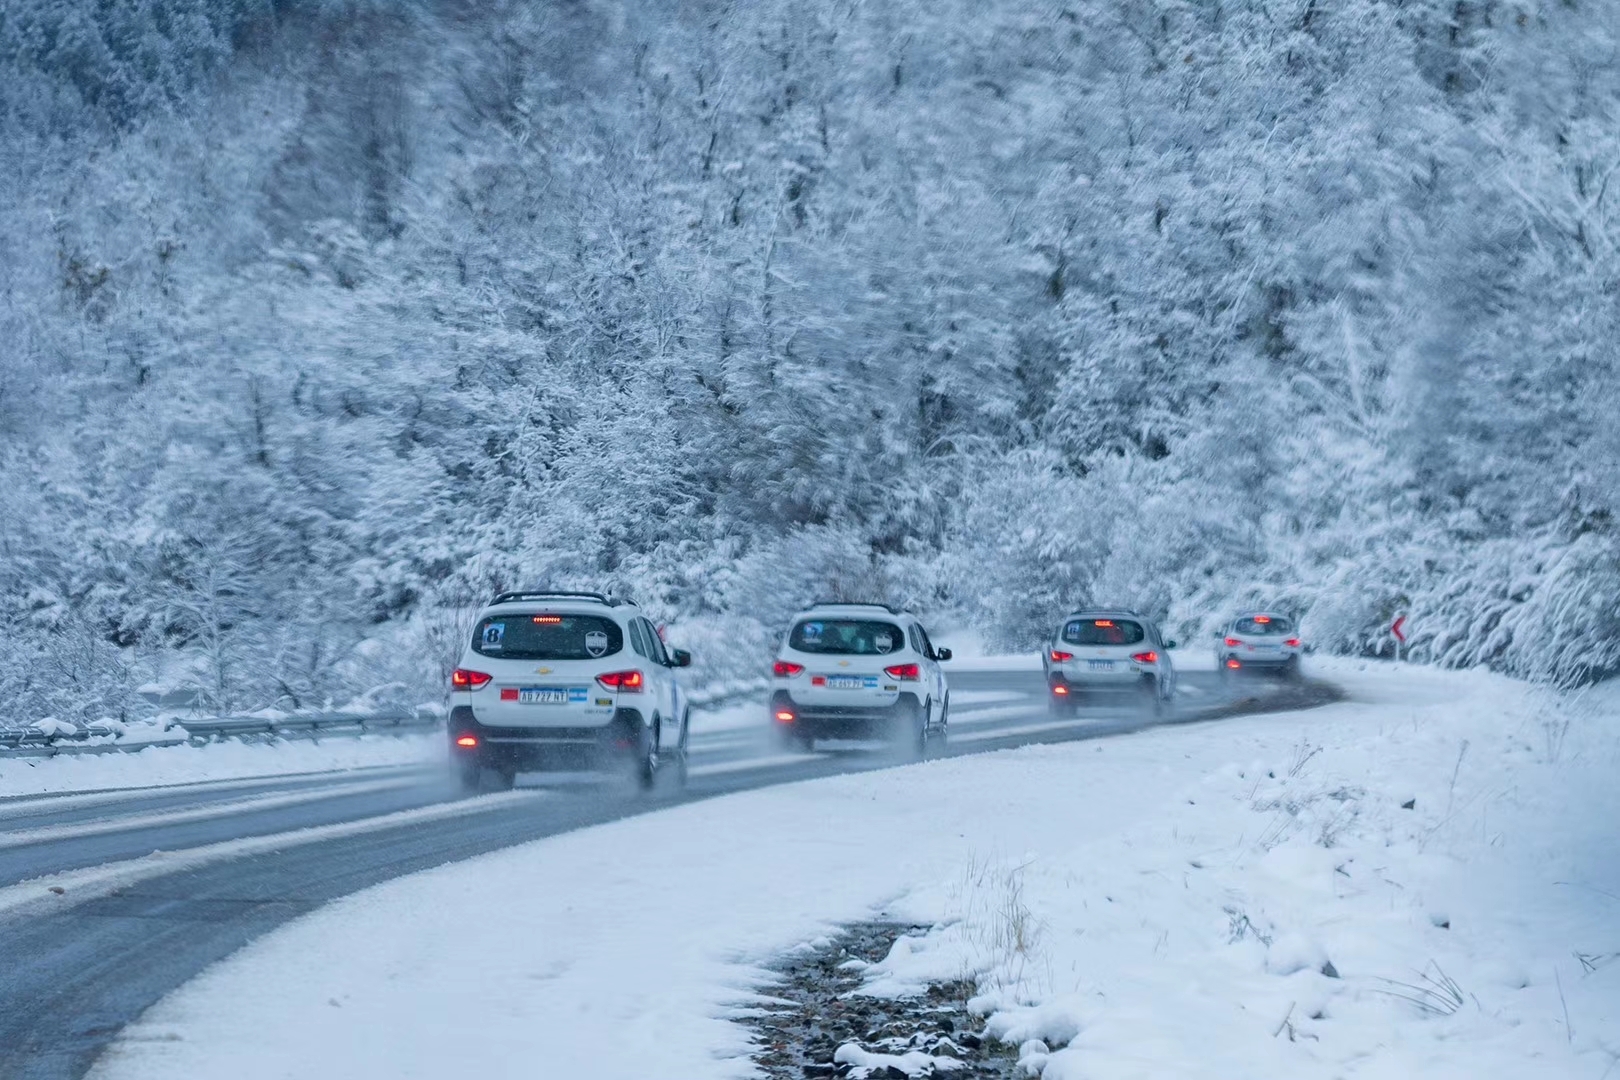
[3,2,1619,726]
[90,662,1619,1079]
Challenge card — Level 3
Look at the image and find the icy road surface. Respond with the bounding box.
[0,664,1333,1080]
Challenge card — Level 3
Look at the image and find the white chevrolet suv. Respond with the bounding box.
[769,603,951,756]
[448,591,691,792]
[1043,609,1177,715]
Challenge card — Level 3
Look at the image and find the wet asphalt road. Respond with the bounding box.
[0,666,1338,1080]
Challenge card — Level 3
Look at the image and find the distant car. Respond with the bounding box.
[1217,612,1303,678]
[1043,609,1177,715]
[769,602,951,755]
[447,591,691,792]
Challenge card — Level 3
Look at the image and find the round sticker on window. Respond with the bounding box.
[584,630,609,657]
[482,623,505,649]
[874,632,895,653]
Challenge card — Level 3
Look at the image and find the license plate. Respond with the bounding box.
[518,687,570,705]
[1088,660,1115,671]
[827,675,876,690]
[1251,644,1279,652]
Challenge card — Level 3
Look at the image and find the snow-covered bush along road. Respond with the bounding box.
[92,660,1618,1080]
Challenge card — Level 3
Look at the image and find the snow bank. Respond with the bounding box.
[0,734,441,798]
[92,663,1618,1080]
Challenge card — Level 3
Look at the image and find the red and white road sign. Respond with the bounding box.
[1391,615,1407,643]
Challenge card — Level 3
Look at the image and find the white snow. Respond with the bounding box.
[0,734,440,799]
[91,662,1618,1080]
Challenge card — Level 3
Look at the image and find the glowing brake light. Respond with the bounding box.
[1052,685,1069,695]
[1130,651,1158,664]
[1226,658,1242,669]
[883,663,921,680]
[532,615,562,624]
[1285,638,1302,648]
[451,668,492,690]
[1224,637,1241,647]
[774,710,796,723]
[1094,619,1114,627]
[454,735,478,748]
[1049,650,1074,663]
[596,670,644,692]
[1254,615,1271,624]
[773,660,806,678]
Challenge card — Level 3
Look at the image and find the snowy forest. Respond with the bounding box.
[1,0,1617,723]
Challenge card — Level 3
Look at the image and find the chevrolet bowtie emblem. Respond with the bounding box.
[536,667,552,675]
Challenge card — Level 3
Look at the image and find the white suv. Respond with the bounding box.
[1043,609,1177,715]
[1217,611,1303,678]
[448,591,691,791]
[769,603,951,756]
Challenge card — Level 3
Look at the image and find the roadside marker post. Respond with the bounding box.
[1391,614,1407,663]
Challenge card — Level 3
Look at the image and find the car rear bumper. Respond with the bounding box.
[770,691,921,740]
[1223,652,1297,667]
[1049,671,1156,695]
[449,706,644,771]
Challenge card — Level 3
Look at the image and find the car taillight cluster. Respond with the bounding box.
[1285,638,1302,647]
[451,668,492,690]
[883,663,920,680]
[773,660,805,678]
[1223,637,1241,647]
[596,670,644,692]
[1130,651,1158,665]
[1049,649,1074,663]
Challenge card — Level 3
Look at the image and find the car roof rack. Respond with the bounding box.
[808,600,904,615]
[488,590,632,608]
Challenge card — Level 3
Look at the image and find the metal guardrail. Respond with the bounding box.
[0,678,772,759]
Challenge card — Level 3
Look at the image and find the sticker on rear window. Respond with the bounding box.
[482,622,505,649]
[874,632,894,653]
[801,622,824,640]
[584,630,609,657]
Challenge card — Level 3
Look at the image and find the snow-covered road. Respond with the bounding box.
[0,663,1329,1079]
[81,661,1620,1080]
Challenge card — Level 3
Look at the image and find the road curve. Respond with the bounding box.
[0,667,1338,1080]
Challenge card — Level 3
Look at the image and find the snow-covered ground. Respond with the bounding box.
[91,661,1618,1079]
[0,734,441,799]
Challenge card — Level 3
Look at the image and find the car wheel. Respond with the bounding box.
[913,698,932,760]
[492,767,516,791]
[456,760,483,793]
[931,694,949,755]
[637,720,659,791]
[1283,656,1302,681]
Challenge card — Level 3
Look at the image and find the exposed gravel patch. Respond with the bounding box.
[746,922,1020,1079]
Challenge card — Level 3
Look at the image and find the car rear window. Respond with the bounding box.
[473,614,624,660]
[1234,615,1294,636]
[1061,618,1146,646]
[789,619,905,656]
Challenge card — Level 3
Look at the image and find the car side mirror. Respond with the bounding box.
[934,647,952,662]
[1165,640,1178,650]
[670,649,692,668]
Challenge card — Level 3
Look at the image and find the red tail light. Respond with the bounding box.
[454,735,478,748]
[773,660,806,678]
[774,710,796,723]
[1253,615,1271,624]
[1052,684,1069,695]
[1049,650,1074,663]
[883,663,921,680]
[1223,637,1241,647]
[451,668,492,690]
[1226,658,1242,669]
[1130,651,1158,665]
[1284,638,1301,648]
[596,670,644,692]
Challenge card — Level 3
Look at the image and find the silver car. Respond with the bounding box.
[1043,609,1177,715]
[1217,612,1303,678]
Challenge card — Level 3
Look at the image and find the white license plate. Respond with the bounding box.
[519,687,570,705]
[827,675,872,690]
[1088,660,1115,671]
[1251,644,1279,652]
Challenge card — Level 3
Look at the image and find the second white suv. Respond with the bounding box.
[769,603,951,756]
[447,591,691,791]
[1043,609,1177,715]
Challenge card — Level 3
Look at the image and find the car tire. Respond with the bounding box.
[913,698,932,760]
[637,720,659,792]
[457,760,483,793]
[492,767,516,791]
[1283,656,1302,681]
